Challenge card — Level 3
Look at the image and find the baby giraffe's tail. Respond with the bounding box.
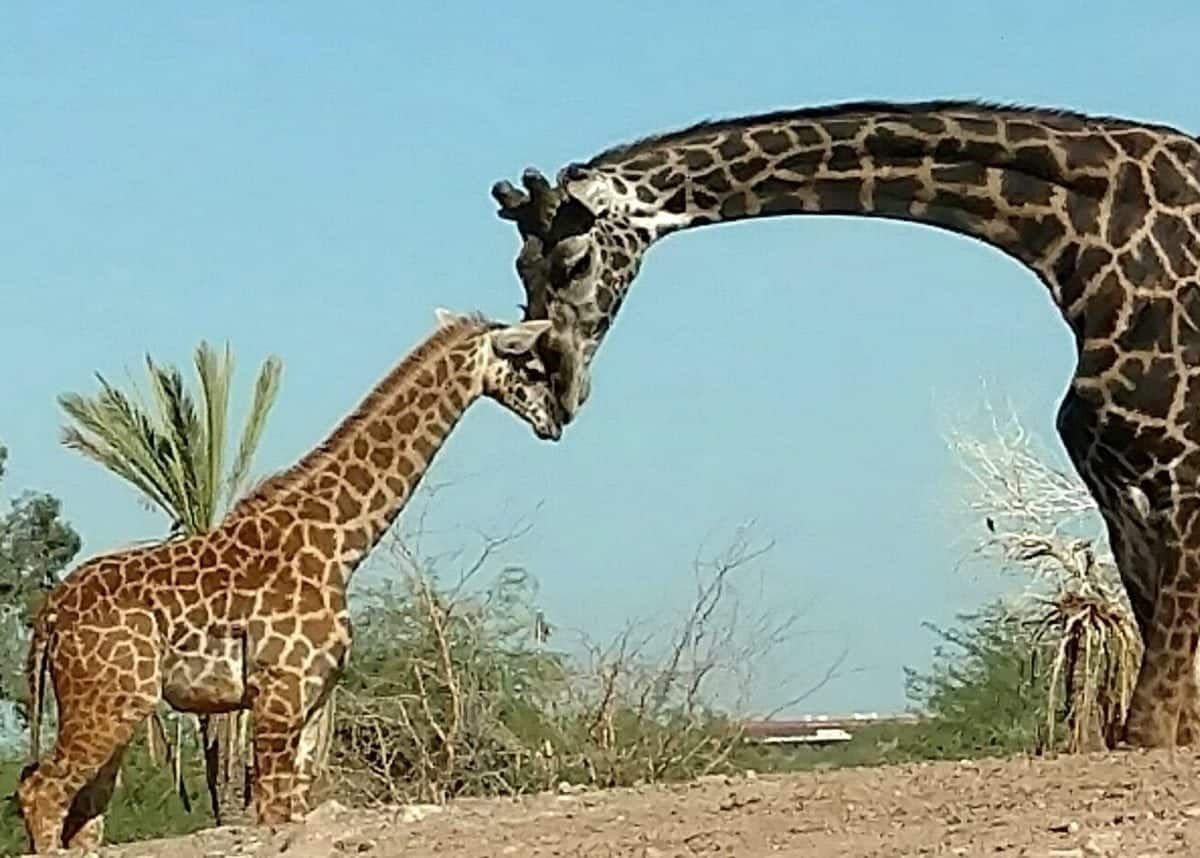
[24,607,55,765]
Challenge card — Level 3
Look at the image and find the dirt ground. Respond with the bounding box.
[94,747,1200,858]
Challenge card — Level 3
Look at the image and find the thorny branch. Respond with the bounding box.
[947,400,1116,595]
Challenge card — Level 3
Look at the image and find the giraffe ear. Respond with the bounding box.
[490,320,553,356]
[434,307,460,328]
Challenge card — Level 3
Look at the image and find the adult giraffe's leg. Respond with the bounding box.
[1089,506,1165,744]
[1091,497,1200,746]
[1095,497,1200,745]
[1124,527,1200,747]
[1178,654,1200,746]
[1055,387,1182,745]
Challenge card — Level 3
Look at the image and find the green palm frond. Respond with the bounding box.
[194,341,233,524]
[57,379,183,522]
[225,353,282,510]
[59,341,284,535]
[100,378,193,524]
[144,356,207,532]
[58,423,176,518]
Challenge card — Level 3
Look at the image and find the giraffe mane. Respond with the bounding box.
[587,98,1191,166]
[229,311,494,516]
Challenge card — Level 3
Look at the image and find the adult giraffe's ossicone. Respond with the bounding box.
[17,311,564,853]
[492,99,1200,750]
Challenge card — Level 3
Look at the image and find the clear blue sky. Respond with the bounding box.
[3,3,1199,715]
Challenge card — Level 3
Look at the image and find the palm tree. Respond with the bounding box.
[58,341,283,825]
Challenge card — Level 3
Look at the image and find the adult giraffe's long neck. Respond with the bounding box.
[229,318,489,576]
[576,101,1188,330]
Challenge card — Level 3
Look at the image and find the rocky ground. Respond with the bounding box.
[92,747,1200,858]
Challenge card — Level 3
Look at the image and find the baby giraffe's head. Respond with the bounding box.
[437,309,566,442]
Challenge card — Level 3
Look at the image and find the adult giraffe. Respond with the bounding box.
[17,311,564,853]
[492,99,1200,750]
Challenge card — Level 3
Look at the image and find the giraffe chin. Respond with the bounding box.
[533,421,562,442]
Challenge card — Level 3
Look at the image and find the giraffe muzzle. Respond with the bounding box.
[535,419,563,442]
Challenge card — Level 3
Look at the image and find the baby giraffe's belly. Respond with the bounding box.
[161,635,249,714]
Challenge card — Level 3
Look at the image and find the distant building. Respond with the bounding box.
[740,712,921,746]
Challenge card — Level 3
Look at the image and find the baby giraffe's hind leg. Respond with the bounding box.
[18,622,161,853]
[19,708,152,852]
[61,744,127,851]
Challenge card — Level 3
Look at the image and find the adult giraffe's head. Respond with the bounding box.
[491,163,665,421]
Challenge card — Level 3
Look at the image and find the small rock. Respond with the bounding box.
[1084,831,1121,852]
[1183,806,1200,818]
[278,830,302,853]
[396,803,444,823]
[1048,820,1081,835]
[306,799,349,825]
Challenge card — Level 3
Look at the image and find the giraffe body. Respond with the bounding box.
[493,100,1200,749]
[17,312,562,853]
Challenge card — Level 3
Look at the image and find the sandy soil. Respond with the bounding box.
[92,747,1200,858]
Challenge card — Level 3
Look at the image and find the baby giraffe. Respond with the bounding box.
[17,310,564,853]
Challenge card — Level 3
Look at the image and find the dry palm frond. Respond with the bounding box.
[1032,586,1140,752]
[948,397,1141,753]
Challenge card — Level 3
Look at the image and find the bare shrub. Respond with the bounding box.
[328,487,823,805]
[548,524,833,788]
[947,398,1139,752]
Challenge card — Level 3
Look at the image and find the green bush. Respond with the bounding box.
[730,602,1060,775]
[330,560,748,803]
[899,601,1055,759]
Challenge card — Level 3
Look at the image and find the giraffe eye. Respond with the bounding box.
[566,250,592,281]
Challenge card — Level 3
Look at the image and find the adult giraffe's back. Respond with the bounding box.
[492,100,1200,749]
